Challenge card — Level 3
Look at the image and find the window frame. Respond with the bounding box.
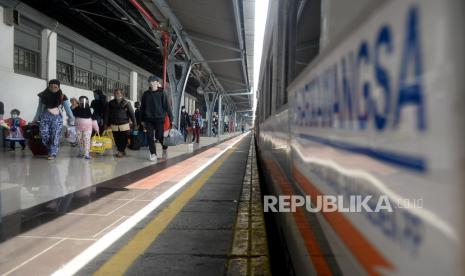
[14,45,40,78]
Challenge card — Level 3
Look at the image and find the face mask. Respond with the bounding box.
[116,96,123,101]
[80,98,87,107]
[150,81,159,90]
[11,114,18,119]
[182,109,185,112]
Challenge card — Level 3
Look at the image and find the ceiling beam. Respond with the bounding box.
[188,31,242,53]
[193,58,242,64]
[216,75,247,86]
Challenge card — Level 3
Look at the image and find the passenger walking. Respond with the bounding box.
[104,89,136,158]
[33,79,75,160]
[140,75,173,161]
[179,106,191,143]
[91,89,107,134]
[191,108,202,143]
[5,109,27,151]
[0,101,4,148]
[74,96,99,159]
[212,113,218,137]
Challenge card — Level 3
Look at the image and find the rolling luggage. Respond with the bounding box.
[23,124,48,155]
[29,138,48,156]
[23,124,48,156]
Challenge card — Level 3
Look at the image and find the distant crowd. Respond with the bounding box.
[0,75,233,162]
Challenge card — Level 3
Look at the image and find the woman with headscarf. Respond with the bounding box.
[33,79,75,160]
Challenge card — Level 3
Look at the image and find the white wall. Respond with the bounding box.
[0,73,95,123]
[0,6,94,122]
[0,73,47,122]
[0,6,13,74]
[0,5,140,122]
[0,6,45,122]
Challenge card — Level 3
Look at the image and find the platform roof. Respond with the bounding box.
[13,0,254,110]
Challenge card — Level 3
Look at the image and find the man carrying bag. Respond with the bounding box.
[140,75,173,161]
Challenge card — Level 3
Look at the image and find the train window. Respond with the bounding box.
[294,0,321,77]
[267,56,273,117]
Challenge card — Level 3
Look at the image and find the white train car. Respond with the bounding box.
[255,0,464,275]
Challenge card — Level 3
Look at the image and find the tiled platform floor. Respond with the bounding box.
[0,133,256,275]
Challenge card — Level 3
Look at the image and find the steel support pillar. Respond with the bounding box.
[218,95,223,141]
[167,43,192,127]
[204,91,218,137]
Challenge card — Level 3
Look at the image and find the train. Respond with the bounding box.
[254,0,464,275]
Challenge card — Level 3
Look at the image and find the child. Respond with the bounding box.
[74,96,99,159]
[5,109,27,151]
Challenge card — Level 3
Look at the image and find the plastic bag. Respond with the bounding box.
[163,128,183,146]
[65,126,77,144]
[90,133,111,153]
[101,130,114,150]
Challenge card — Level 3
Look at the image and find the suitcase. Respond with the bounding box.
[128,133,141,150]
[29,137,48,156]
[22,124,48,156]
[139,131,148,147]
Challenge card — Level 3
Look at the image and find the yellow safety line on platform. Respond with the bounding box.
[94,146,238,276]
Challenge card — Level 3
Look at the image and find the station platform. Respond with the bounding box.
[0,133,271,275]
[0,132,240,222]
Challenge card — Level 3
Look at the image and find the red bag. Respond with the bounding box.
[29,138,48,156]
[163,114,170,131]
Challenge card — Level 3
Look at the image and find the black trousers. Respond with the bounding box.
[113,130,130,153]
[180,126,188,142]
[145,119,167,155]
[10,140,25,150]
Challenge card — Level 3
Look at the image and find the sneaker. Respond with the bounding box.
[84,155,91,160]
[78,153,84,158]
[162,149,167,158]
[149,153,157,161]
[47,155,56,160]
[115,152,124,158]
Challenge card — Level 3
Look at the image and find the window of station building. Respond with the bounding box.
[91,73,105,92]
[57,61,73,85]
[14,46,39,77]
[74,67,91,89]
[56,36,130,95]
[13,16,42,77]
[106,79,130,97]
[137,74,148,100]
